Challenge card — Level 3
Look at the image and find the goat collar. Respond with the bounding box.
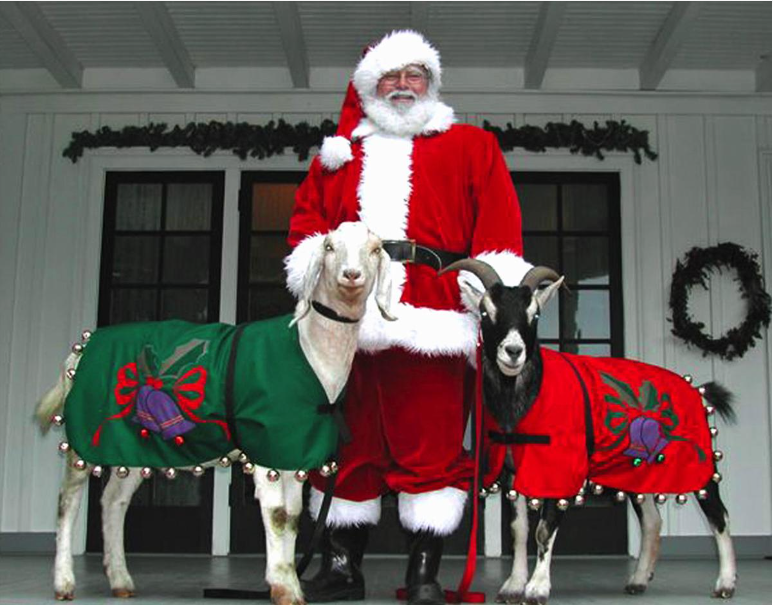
[311,301,360,324]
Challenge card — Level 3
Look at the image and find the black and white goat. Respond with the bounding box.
[36,222,394,604]
[446,259,737,604]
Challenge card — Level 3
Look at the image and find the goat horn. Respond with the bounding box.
[520,266,561,291]
[440,259,503,291]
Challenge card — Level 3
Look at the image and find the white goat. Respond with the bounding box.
[36,222,394,604]
[445,259,737,604]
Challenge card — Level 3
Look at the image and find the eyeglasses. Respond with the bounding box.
[380,66,428,85]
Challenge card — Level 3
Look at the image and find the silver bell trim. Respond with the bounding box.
[574,495,586,506]
[91,465,103,478]
[81,330,93,342]
[478,488,489,499]
[266,469,280,482]
[634,494,646,504]
[242,462,255,475]
[140,467,153,479]
[71,343,84,355]
[557,498,570,511]
[164,468,178,480]
[675,494,688,505]
[615,491,627,503]
[712,472,722,483]
[655,493,667,504]
[592,483,604,496]
[528,498,542,511]
[488,482,501,494]
[682,374,693,384]
[116,466,130,478]
[238,452,249,464]
[192,465,205,477]
[713,450,724,462]
[506,489,518,501]
[66,368,76,380]
[705,405,716,416]
[218,456,231,467]
[58,441,70,453]
[697,489,709,500]
[73,458,87,471]
[319,461,339,477]
[698,385,706,395]
[51,414,65,427]
[294,470,308,482]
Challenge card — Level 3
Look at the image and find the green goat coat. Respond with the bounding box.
[63,315,342,470]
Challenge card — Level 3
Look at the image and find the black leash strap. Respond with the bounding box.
[317,404,353,444]
[489,430,550,445]
[558,354,595,458]
[224,323,248,450]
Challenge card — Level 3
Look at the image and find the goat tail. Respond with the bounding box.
[35,352,80,432]
[698,381,736,424]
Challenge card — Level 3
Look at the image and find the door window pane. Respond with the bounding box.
[561,289,610,339]
[524,235,559,270]
[115,183,162,230]
[110,289,157,324]
[518,184,557,231]
[562,183,608,231]
[252,183,297,231]
[162,235,210,284]
[249,234,292,283]
[563,236,609,285]
[166,183,213,231]
[161,289,209,322]
[113,236,159,283]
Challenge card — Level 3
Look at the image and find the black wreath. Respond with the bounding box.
[669,243,771,361]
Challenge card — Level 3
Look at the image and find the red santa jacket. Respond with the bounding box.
[286,106,524,358]
[483,348,715,497]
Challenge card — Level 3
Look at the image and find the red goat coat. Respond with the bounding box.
[482,348,715,498]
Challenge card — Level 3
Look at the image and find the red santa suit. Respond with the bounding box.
[285,31,523,535]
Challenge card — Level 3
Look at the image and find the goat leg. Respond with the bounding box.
[54,451,90,600]
[497,491,528,603]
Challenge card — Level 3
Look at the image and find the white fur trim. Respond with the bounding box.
[358,301,478,357]
[284,232,327,298]
[357,133,412,240]
[320,136,353,171]
[458,251,533,313]
[355,101,455,141]
[398,488,468,536]
[309,488,381,528]
[421,102,455,135]
[354,31,442,103]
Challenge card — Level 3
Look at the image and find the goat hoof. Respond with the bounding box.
[712,588,735,599]
[625,584,647,595]
[55,591,75,601]
[111,588,136,598]
[496,591,524,604]
[270,584,304,605]
[525,597,548,605]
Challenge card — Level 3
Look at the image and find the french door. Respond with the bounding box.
[86,171,224,553]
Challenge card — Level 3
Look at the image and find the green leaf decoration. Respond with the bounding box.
[137,345,160,378]
[667,434,707,462]
[660,408,679,433]
[160,339,209,377]
[640,381,661,411]
[596,430,628,452]
[601,373,642,409]
[606,411,629,435]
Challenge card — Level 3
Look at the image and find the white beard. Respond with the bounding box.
[362,92,440,138]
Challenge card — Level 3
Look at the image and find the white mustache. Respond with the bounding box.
[387,91,418,101]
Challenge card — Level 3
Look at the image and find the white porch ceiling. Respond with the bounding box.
[0,1,770,92]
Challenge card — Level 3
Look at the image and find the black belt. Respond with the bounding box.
[382,240,466,272]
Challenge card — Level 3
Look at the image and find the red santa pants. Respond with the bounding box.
[310,348,474,527]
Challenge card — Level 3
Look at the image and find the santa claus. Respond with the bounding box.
[285,30,525,604]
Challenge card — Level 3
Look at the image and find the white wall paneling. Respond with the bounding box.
[0,89,769,557]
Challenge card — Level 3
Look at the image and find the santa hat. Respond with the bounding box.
[319,30,442,171]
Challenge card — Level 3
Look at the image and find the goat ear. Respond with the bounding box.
[375,249,397,321]
[290,241,325,326]
[459,277,484,314]
[534,276,564,311]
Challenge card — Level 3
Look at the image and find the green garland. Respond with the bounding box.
[669,243,771,361]
[63,119,657,164]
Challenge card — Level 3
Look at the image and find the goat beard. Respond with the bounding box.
[362,90,440,137]
[482,348,543,432]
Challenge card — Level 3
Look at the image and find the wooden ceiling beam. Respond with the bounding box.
[0,1,82,88]
[639,2,701,90]
[524,2,566,90]
[272,2,309,89]
[135,2,195,89]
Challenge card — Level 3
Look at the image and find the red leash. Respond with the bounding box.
[396,338,486,603]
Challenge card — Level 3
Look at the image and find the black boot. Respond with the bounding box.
[405,530,445,605]
[301,525,368,602]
